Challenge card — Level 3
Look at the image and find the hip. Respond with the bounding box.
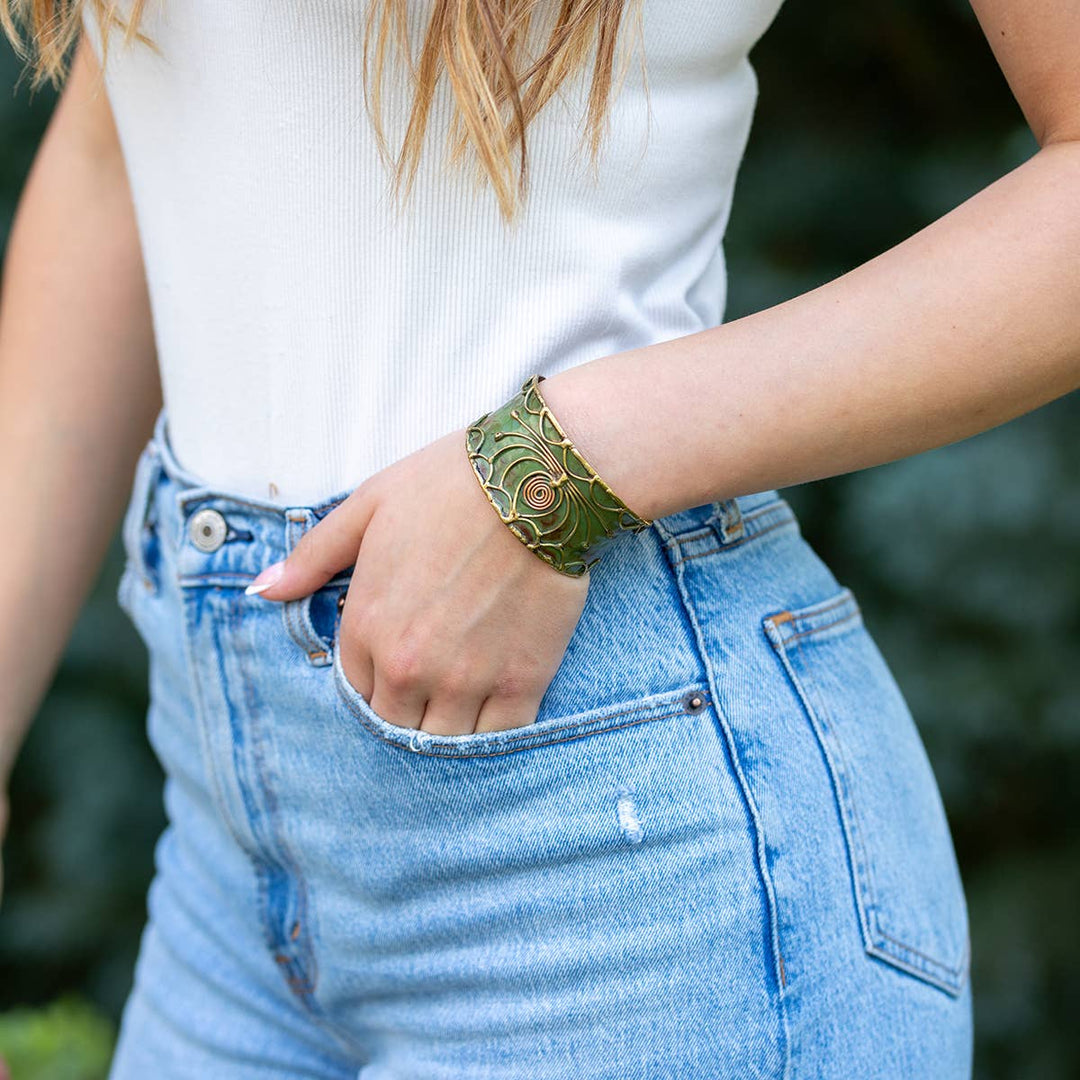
[114,406,972,1075]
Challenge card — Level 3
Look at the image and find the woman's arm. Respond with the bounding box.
[252,1,1079,741]
[0,35,160,819]
[539,0,1080,521]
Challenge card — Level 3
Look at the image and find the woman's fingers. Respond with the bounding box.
[344,603,547,735]
[472,691,544,735]
[340,583,427,730]
[415,694,490,737]
[364,666,430,732]
[247,482,376,602]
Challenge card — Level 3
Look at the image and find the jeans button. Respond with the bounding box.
[188,507,228,553]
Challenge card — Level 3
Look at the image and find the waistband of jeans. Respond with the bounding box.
[147,405,792,544]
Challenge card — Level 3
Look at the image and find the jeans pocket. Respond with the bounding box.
[330,622,711,759]
[762,586,971,996]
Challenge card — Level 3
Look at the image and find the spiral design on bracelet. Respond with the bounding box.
[522,472,558,511]
[465,374,653,576]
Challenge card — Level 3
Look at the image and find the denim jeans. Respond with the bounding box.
[107,407,973,1079]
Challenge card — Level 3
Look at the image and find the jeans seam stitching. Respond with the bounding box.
[337,692,707,757]
[672,513,796,564]
[767,611,968,995]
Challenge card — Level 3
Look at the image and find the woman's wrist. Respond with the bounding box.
[529,361,676,523]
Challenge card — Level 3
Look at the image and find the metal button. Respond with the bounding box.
[684,692,705,713]
[188,507,228,553]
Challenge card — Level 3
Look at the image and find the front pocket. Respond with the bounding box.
[330,630,711,759]
[763,587,970,996]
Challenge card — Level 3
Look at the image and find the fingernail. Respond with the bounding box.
[245,560,285,596]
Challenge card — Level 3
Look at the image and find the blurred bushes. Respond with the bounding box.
[0,997,114,1080]
[1,2,1078,1077]
[726,4,1080,1076]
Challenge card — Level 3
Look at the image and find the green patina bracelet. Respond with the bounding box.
[465,373,653,577]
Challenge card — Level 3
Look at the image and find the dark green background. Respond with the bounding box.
[1,1,1078,1076]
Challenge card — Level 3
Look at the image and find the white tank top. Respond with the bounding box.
[82,0,784,507]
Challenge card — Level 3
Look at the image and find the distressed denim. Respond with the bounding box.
[108,407,973,1079]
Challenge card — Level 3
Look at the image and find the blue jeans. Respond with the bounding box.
[108,407,973,1079]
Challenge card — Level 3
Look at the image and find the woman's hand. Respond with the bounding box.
[246,427,591,734]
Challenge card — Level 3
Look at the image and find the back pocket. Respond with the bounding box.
[762,587,970,996]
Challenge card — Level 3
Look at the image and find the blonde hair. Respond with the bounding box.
[2,0,647,223]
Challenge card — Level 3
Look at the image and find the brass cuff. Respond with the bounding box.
[465,374,652,577]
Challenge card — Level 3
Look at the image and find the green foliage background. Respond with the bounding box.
[1,1,1077,1076]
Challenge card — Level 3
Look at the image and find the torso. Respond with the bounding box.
[84,0,785,506]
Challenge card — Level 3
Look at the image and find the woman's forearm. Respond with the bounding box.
[0,37,160,786]
[540,137,1080,522]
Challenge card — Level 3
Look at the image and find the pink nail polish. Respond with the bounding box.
[245,560,285,596]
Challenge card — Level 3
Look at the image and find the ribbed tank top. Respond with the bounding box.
[81,0,784,507]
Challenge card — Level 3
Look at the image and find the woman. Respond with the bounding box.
[0,0,1076,1075]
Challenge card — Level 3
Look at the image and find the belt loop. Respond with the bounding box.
[282,509,333,667]
[120,440,164,593]
[714,498,745,545]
